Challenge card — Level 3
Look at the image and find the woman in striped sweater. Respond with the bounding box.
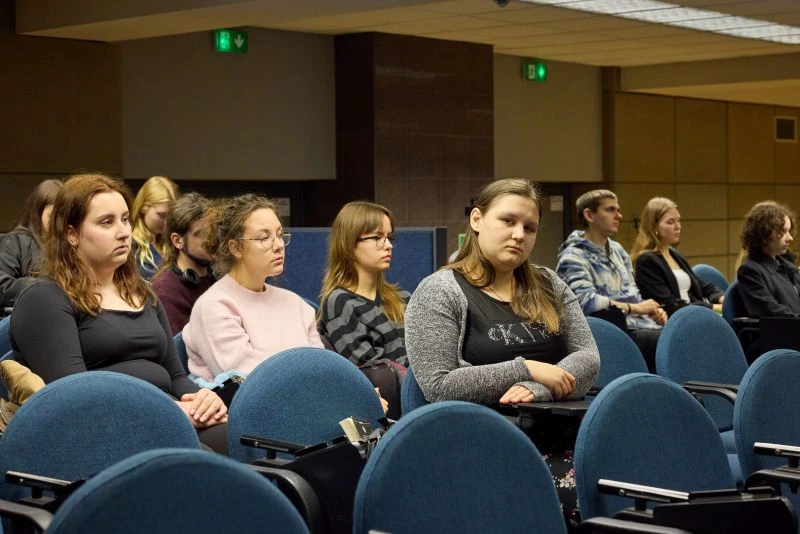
[319,201,410,377]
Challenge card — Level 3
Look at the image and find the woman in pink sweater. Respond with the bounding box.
[183,194,323,382]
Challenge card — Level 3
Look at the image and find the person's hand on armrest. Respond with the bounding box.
[176,388,227,429]
[523,360,575,400]
[649,307,668,325]
[499,385,535,405]
[630,299,660,316]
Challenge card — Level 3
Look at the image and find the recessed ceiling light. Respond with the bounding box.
[518,0,800,44]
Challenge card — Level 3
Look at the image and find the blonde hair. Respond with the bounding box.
[132,176,178,272]
[44,173,155,315]
[630,197,678,265]
[319,201,405,324]
[448,179,563,333]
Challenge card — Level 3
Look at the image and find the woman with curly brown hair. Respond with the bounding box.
[9,174,227,451]
[737,200,800,318]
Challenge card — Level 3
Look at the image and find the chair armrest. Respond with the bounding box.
[733,317,759,327]
[250,465,326,534]
[0,499,52,532]
[577,517,693,533]
[240,435,325,460]
[681,381,738,404]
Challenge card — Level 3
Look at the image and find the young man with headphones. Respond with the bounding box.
[153,192,215,334]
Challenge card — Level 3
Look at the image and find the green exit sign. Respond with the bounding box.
[523,60,547,82]
[214,29,248,54]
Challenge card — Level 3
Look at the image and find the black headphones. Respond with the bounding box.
[171,264,201,286]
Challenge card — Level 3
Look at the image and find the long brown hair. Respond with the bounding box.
[203,194,278,277]
[741,200,795,256]
[319,201,405,324]
[630,197,678,265]
[15,179,63,243]
[43,173,155,315]
[131,176,178,271]
[448,179,563,333]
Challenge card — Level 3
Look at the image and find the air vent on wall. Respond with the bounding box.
[775,116,797,143]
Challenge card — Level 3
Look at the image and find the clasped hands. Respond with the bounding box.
[499,360,576,405]
[176,388,228,429]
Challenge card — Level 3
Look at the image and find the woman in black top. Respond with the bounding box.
[737,201,800,317]
[0,179,63,311]
[631,197,724,317]
[10,174,227,450]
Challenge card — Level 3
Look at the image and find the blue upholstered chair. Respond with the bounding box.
[734,349,800,513]
[227,347,385,463]
[301,296,319,311]
[0,372,200,503]
[400,366,428,415]
[42,448,308,534]
[722,280,747,327]
[586,316,647,391]
[173,331,189,374]
[574,373,735,520]
[0,316,10,357]
[655,305,747,458]
[353,401,567,534]
[692,263,729,291]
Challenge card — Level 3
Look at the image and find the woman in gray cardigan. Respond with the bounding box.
[405,179,599,528]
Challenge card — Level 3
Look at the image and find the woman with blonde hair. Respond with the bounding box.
[405,178,599,526]
[131,176,178,279]
[319,201,410,371]
[631,197,724,316]
[10,173,227,452]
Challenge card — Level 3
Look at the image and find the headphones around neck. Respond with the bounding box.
[171,264,201,287]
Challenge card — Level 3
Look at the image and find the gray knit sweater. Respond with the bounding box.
[406,268,600,405]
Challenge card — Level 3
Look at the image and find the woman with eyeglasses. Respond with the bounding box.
[182,194,323,383]
[319,201,410,374]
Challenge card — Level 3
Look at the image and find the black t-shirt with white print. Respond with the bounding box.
[454,272,567,367]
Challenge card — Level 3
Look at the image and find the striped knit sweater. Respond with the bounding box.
[320,287,410,367]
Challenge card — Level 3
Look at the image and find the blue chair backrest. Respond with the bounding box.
[692,263,729,291]
[586,317,647,389]
[722,280,748,326]
[0,372,200,502]
[574,373,735,519]
[734,350,800,483]
[655,305,747,431]
[0,316,10,357]
[47,448,309,534]
[301,296,319,311]
[401,366,428,415]
[173,331,189,374]
[227,347,385,463]
[354,401,566,534]
[277,227,447,303]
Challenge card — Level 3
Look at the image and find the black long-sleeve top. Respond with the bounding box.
[634,249,724,316]
[737,253,800,318]
[0,228,41,310]
[10,279,198,398]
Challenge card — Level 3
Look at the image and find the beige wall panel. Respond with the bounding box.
[774,107,800,184]
[682,254,731,282]
[493,55,603,183]
[776,185,800,215]
[729,184,777,218]
[676,183,727,220]
[615,221,638,251]
[677,220,727,256]
[728,103,775,183]
[728,219,744,255]
[613,93,674,183]
[121,29,335,181]
[614,183,677,223]
[0,34,122,174]
[675,99,727,183]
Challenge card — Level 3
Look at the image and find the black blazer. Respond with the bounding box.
[737,253,800,318]
[634,249,724,317]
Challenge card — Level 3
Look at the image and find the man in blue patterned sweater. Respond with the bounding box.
[556,189,666,372]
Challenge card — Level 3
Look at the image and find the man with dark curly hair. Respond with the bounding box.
[737,201,800,318]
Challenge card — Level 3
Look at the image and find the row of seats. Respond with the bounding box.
[1,349,798,532]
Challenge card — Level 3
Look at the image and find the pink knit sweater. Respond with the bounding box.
[183,274,323,381]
